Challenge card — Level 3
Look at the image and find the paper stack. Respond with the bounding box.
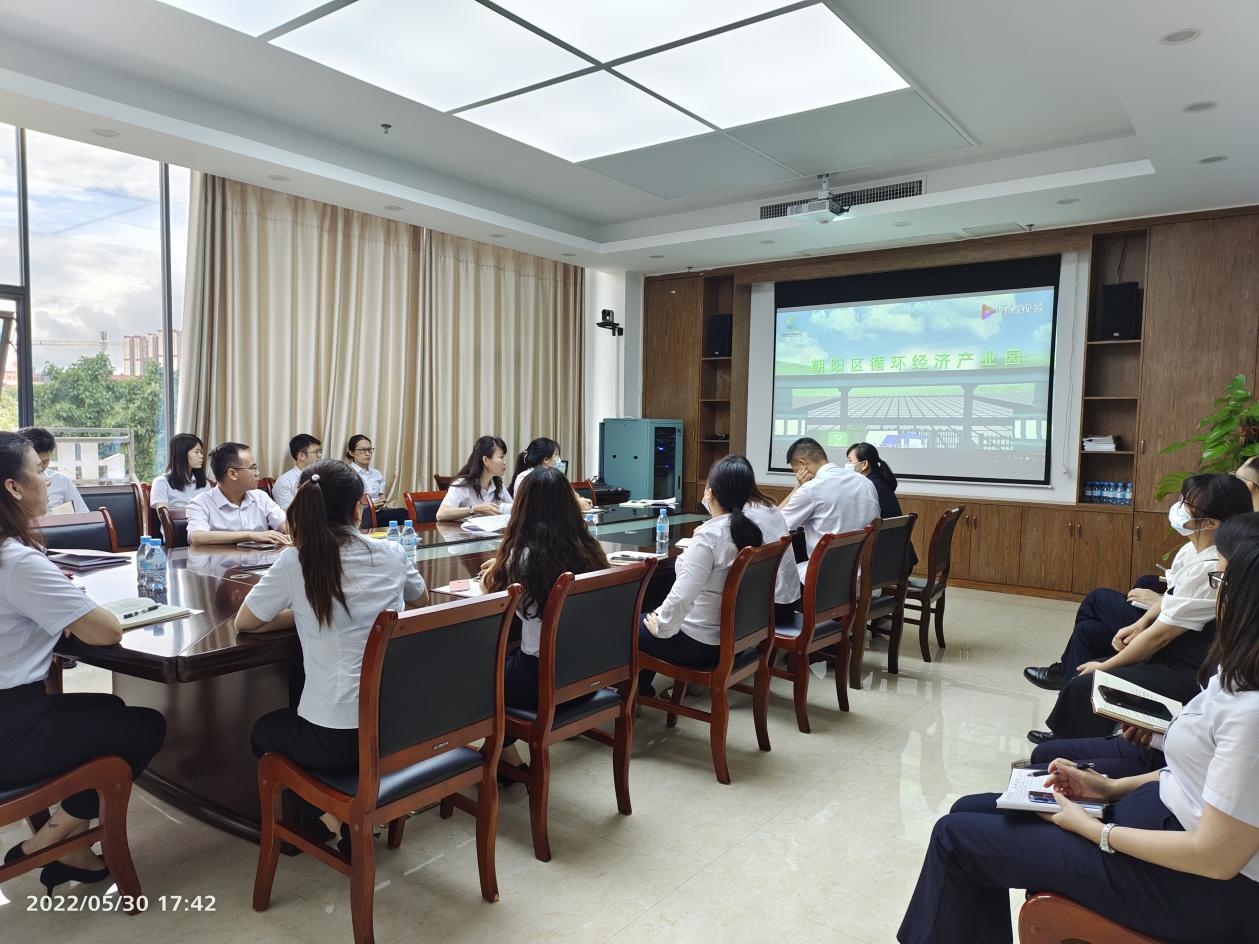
[1082,435,1118,452]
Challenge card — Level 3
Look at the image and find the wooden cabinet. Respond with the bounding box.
[1131,510,1181,586]
[643,276,703,495]
[966,505,1021,584]
[1019,507,1076,592]
[1072,513,1133,594]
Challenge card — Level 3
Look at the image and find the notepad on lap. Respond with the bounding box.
[103,597,193,630]
[1091,670,1182,734]
[460,514,510,533]
[995,768,1106,818]
[48,549,131,571]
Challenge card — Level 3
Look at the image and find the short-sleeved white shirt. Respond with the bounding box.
[353,465,386,502]
[780,463,880,579]
[0,538,98,688]
[1159,671,1259,881]
[149,473,210,511]
[186,487,286,535]
[271,467,303,510]
[243,533,425,729]
[440,478,512,515]
[1159,541,1220,632]
[743,501,801,605]
[45,469,88,514]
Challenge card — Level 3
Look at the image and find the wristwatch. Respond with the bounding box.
[1099,822,1117,854]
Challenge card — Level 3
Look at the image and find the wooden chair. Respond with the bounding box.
[572,479,596,506]
[771,523,878,732]
[0,756,143,909]
[81,483,144,550]
[403,490,447,526]
[358,495,377,531]
[257,477,276,498]
[157,506,189,549]
[638,536,790,784]
[433,473,456,490]
[1018,892,1160,944]
[853,514,916,686]
[253,586,521,944]
[904,505,965,662]
[493,561,655,861]
[34,509,119,553]
[140,482,161,538]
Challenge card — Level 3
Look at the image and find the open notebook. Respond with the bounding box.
[103,597,195,630]
[996,767,1106,818]
[1091,670,1182,734]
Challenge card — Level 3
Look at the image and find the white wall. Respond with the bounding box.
[583,269,645,476]
[745,252,1090,503]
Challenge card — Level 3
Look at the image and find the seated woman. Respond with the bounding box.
[509,437,592,511]
[436,435,512,521]
[0,432,166,892]
[344,434,406,527]
[638,454,787,696]
[149,433,211,511]
[1027,473,1251,743]
[727,454,800,620]
[846,441,917,569]
[898,536,1259,944]
[235,460,426,846]
[480,466,610,772]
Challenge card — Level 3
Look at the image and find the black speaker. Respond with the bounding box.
[704,313,732,357]
[1097,282,1142,340]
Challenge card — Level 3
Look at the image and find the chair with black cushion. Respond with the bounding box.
[358,495,377,532]
[433,473,456,490]
[34,509,119,553]
[253,586,522,944]
[140,482,161,538]
[638,536,790,784]
[157,506,189,550]
[0,756,143,908]
[403,490,446,527]
[904,506,965,663]
[78,484,144,551]
[493,561,655,861]
[771,523,878,733]
[1018,892,1159,944]
[852,513,916,686]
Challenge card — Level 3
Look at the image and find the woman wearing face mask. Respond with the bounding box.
[1027,473,1252,744]
[508,437,592,511]
[846,442,916,569]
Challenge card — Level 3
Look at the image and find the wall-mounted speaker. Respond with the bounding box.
[1097,282,1142,340]
[704,313,732,357]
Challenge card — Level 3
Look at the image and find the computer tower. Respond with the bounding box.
[599,418,683,500]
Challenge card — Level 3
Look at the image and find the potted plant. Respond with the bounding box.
[1156,374,1259,499]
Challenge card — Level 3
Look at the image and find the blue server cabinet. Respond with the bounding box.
[599,419,683,500]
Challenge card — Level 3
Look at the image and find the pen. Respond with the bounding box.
[1029,762,1095,777]
[119,602,160,621]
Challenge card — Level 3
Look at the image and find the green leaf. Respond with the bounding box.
[1155,471,1191,500]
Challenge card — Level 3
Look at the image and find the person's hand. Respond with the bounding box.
[1112,622,1144,651]
[1039,791,1100,837]
[1042,758,1117,802]
[262,530,292,546]
[577,496,594,511]
[1077,660,1104,676]
[643,612,662,637]
[472,502,499,516]
[373,497,386,510]
[794,467,815,486]
[1120,723,1155,747]
[1126,588,1160,608]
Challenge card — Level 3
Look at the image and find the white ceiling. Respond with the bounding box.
[0,0,1253,275]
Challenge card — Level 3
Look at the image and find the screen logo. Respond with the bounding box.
[980,304,997,320]
[981,301,1044,319]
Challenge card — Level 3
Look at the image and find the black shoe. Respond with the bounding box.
[1026,730,1057,745]
[38,861,110,895]
[4,839,29,866]
[1023,663,1065,691]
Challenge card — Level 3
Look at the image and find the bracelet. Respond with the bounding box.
[1099,821,1117,854]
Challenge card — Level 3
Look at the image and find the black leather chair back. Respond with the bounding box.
[411,498,442,524]
[552,575,643,688]
[40,518,114,553]
[732,553,780,640]
[81,484,141,550]
[869,515,915,586]
[813,538,861,612]
[932,507,965,575]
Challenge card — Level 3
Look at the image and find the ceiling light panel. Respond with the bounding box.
[617,5,907,129]
[459,71,709,162]
[492,0,794,62]
[156,0,322,36]
[273,0,590,112]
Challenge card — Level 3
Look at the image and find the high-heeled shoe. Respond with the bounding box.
[4,840,30,866]
[38,861,110,895]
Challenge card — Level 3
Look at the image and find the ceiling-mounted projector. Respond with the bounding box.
[785,173,851,224]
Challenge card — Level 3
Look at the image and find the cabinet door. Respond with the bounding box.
[1134,216,1259,512]
[1131,511,1181,586]
[1072,513,1133,594]
[1018,507,1076,592]
[643,276,703,489]
[968,505,1022,584]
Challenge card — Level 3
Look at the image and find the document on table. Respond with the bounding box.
[461,514,510,533]
[432,578,486,598]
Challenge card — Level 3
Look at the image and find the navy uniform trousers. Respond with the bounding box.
[1058,577,1163,678]
[1029,734,1164,779]
[897,783,1258,944]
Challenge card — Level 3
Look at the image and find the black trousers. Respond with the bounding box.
[1029,734,1165,779]
[1059,587,1147,677]
[637,619,720,695]
[0,682,166,820]
[501,648,596,748]
[898,783,1259,944]
[251,708,358,829]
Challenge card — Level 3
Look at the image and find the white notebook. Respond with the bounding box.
[996,767,1106,818]
[1091,670,1182,734]
[103,597,194,630]
[460,514,510,533]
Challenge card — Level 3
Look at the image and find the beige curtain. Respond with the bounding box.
[178,174,585,494]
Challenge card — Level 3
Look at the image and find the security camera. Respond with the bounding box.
[596,308,623,336]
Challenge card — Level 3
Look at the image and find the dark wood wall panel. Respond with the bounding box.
[643,276,703,488]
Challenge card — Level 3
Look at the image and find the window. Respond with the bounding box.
[0,123,20,287]
[169,165,191,431]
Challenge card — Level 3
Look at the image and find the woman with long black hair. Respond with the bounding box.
[509,436,593,510]
[0,432,166,893]
[236,459,426,845]
[149,433,211,511]
[437,435,513,520]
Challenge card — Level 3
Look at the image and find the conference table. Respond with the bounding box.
[58,506,706,844]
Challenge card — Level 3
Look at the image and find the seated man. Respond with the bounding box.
[18,426,88,514]
[778,436,880,578]
[271,433,323,510]
[187,441,290,547]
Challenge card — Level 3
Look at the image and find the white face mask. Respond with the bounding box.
[844,463,856,473]
[701,492,712,515]
[1168,500,1195,536]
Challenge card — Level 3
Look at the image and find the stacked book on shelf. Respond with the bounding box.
[1082,435,1119,453]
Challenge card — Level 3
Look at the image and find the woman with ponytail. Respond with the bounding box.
[509,436,593,510]
[638,454,784,695]
[236,460,426,847]
[847,442,916,568]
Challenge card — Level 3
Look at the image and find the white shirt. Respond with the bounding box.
[1159,671,1259,881]
[743,501,801,605]
[243,533,425,728]
[271,467,303,510]
[0,538,97,688]
[780,463,880,579]
[45,469,88,514]
[1159,541,1220,632]
[440,478,512,516]
[354,465,386,502]
[186,487,286,535]
[149,473,210,511]
[511,466,537,494]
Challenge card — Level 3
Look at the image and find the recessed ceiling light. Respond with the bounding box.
[1198,155,1228,164]
[90,128,119,138]
[1056,198,1080,205]
[617,5,907,129]
[489,233,507,238]
[561,252,577,257]
[267,174,291,182]
[154,0,316,36]
[892,221,912,227]
[758,239,775,245]
[460,71,707,162]
[1159,28,1201,45]
[273,0,588,112]
[649,254,665,259]
[1182,100,1217,113]
[384,204,404,211]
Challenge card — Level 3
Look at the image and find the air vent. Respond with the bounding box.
[759,176,924,220]
[960,222,1029,238]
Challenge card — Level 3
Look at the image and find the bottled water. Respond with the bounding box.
[1123,482,1133,506]
[1084,481,1096,503]
[136,538,153,593]
[655,507,669,555]
[1104,481,1116,505]
[584,511,598,536]
[148,539,168,594]
[400,520,418,560]
[386,520,400,546]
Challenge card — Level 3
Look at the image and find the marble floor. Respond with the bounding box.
[0,588,1076,943]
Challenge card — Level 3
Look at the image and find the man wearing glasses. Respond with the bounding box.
[271,434,324,510]
[187,441,290,546]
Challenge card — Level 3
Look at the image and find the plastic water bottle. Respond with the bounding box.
[148,539,167,594]
[584,511,598,536]
[400,520,418,560]
[1123,482,1133,506]
[1109,481,1119,505]
[386,520,400,546]
[655,507,669,555]
[1084,481,1095,504]
[136,538,153,593]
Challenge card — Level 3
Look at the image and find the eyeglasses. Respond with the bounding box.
[232,464,259,473]
[354,447,374,454]
[304,449,324,459]
[1208,570,1225,589]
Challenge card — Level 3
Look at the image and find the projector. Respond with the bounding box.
[786,195,850,224]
